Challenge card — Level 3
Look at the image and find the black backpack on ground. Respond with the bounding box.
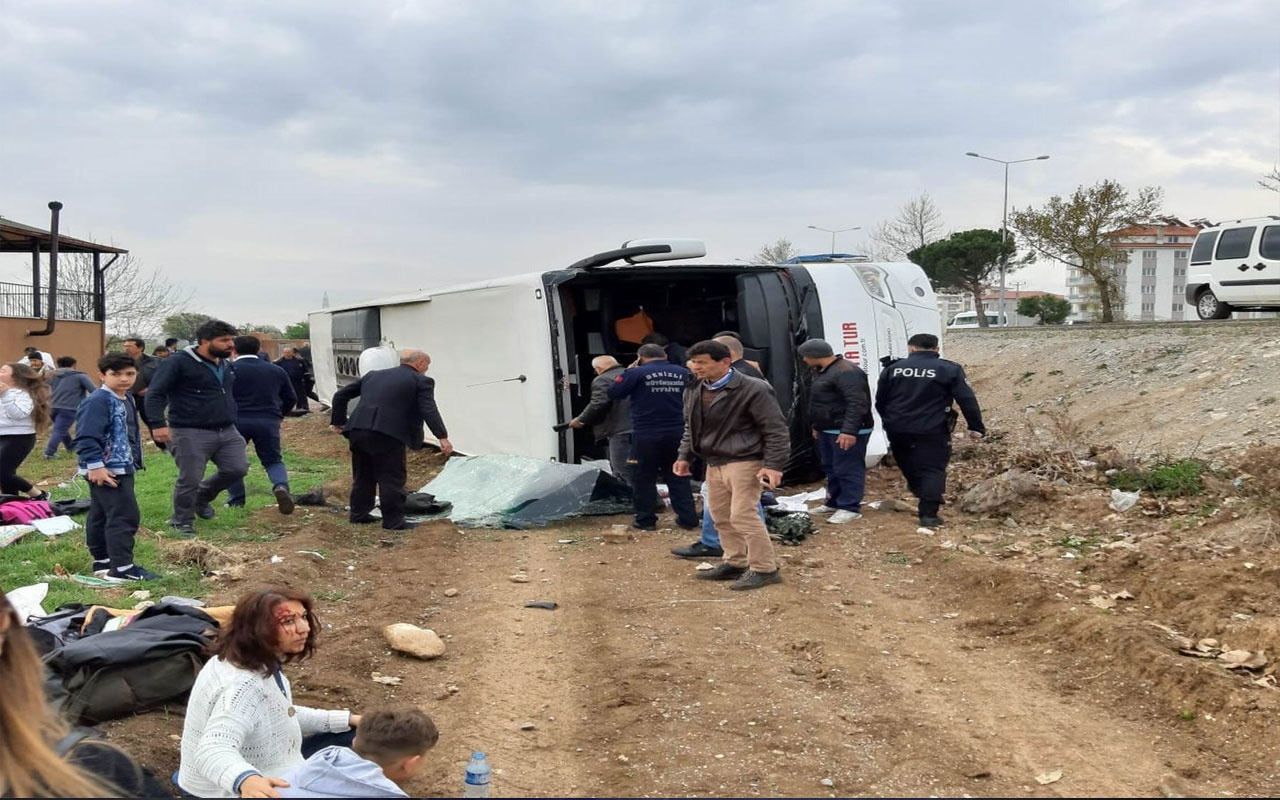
[41,603,219,725]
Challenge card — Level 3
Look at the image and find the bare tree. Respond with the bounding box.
[750,237,797,264]
[1262,166,1280,193]
[869,193,945,260]
[56,252,189,338]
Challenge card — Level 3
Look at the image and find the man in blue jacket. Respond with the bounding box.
[226,336,297,514]
[144,319,249,537]
[607,343,698,531]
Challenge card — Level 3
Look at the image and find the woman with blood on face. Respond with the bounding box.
[178,585,362,798]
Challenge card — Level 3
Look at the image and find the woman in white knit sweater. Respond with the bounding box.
[179,585,362,798]
[0,363,52,501]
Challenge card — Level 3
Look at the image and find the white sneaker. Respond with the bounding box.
[809,505,838,514]
[827,510,863,524]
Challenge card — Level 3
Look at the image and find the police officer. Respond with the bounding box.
[875,333,984,529]
[608,343,699,532]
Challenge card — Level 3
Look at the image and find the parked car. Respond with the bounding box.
[1186,216,1280,319]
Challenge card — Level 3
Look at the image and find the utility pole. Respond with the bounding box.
[1009,281,1026,326]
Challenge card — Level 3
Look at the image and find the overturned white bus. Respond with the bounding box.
[309,239,942,477]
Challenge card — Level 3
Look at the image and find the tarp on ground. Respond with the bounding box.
[419,454,632,529]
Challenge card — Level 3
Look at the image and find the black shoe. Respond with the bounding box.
[169,522,197,538]
[274,485,295,516]
[671,541,724,559]
[632,523,657,532]
[729,570,783,591]
[697,563,747,581]
[350,515,380,525]
[383,521,418,531]
[224,501,245,508]
[195,504,216,520]
[919,516,944,528]
[30,491,50,502]
[107,564,162,581]
[676,521,701,531]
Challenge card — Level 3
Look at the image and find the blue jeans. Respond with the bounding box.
[700,480,766,548]
[629,430,698,529]
[45,408,76,456]
[227,416,289,505]
[816,432,870,512]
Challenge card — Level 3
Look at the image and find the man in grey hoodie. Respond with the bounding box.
[44,356,96,458]
[278,708,438,798]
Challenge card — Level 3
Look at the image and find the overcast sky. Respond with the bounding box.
[1,0,1277,330]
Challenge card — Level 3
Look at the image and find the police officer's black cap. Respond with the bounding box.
[797,339,834,358]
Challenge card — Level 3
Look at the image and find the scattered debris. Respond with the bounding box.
[603,529,636,544]
[524,601,558,610]
[1035,769,1063,785]
[1218,649,1268,670]
[371,672,403,686]
[695,562,715,571]
[130,590,152,601]
[443,588,459,597]
[820,777,835,787]
[960,469,1042,514]
[270,555,284,564]
[509,574,530,583]
[296,550,326,559]
[383,623,447,660]
[1108,489,1140,513]
[519,722,537,731]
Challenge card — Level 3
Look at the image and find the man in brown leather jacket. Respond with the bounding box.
[674,340,790,591]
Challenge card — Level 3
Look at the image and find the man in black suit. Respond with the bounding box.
[329,349,453,531]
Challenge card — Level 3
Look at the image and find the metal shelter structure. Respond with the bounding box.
[0,208,128,323]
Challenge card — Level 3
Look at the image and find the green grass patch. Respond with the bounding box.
[1,449,344,611]
[1109,458,1207,497]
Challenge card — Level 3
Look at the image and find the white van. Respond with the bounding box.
[309,240,941,476]
[1186,216,1280,319]
[947,310,1007,328]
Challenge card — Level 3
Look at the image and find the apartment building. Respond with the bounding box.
[1066,218,1200,321]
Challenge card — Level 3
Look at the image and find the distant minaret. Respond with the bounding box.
[321,292,330,309]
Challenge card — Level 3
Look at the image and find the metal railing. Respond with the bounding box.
[0,281,97,321]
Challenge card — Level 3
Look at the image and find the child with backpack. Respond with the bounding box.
[277,707,439,798]
[73,353,158,582]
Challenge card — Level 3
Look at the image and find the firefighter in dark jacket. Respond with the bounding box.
[799,338,873,525]
[608,343,699,531]
[875,332,985,529]
[570,356,632,487]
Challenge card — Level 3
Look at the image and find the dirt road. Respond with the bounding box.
[104,330,1280,797]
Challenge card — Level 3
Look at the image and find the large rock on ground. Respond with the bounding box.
[383,623,446,660]
[960,469,1043,514]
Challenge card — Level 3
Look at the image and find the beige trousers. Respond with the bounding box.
[706,460,778,573]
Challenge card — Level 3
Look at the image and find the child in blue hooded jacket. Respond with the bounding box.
[73,353,158,582]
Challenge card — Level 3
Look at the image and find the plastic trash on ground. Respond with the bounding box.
[421,454,631,529]
[1109,489,1140,513]
[6,582,49,621]
[31,516,80,537]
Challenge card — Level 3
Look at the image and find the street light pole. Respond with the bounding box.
[807,224,860,256]
[965,151,1050,326]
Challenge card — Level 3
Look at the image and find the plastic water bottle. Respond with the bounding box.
[463,751,491,798]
